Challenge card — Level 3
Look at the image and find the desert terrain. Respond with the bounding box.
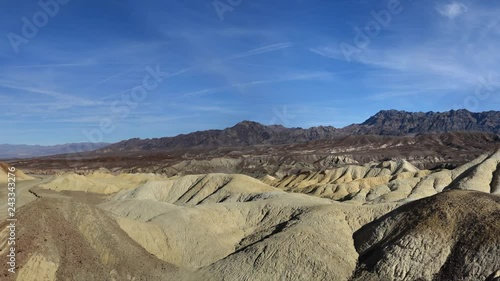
[1,110,499,281]
[3,0,500,278]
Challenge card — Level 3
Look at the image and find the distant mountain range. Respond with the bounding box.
[0,143,110,159]
[99,109,499,153]
[3,110,498,159]
[99,121,340,153]
[346,109,500,135]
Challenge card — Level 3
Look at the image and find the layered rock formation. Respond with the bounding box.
[264,149,500,203]
[2,151,499,280]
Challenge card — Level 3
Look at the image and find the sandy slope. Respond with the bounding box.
[101,180,395,279]
[2,150,499,280]
[39,171,167,194]
[0,198,194,281]
[0,162,34,183]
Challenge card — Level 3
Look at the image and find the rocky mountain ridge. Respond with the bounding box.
[100,109,499,153]
[99,121,340,152]
[346,109,500,135]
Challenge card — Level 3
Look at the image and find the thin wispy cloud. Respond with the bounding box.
[82,69,134,90]
[185,105,242,114]
[0,82,99,106]
[309,47,344,60]
[369,89,450,100]
[181,72,334,97]
[436,1,468,19]
[310,1,500,101]
[226,42,293,60]
[11,63,94,68]
[97,66,194,101]
[120,115,198,124]
[0,0,498,144]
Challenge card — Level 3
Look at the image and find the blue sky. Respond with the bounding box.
[1,0,499,145]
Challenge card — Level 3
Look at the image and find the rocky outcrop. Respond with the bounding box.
[352,190,500,281]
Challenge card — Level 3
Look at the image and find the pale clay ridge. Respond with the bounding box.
[111,173,281,206]
[39,171,167,194]
[0,162,34,183]
[4,150,500,281]
[101,186,395,278]
[100,174,498,280]
[263,149,500,203]
[446,149,500,194]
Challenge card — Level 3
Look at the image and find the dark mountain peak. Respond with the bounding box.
[363,110,405,125]
[376,109,407,115]
[232,120,265,129]
[235,120,261,126]
[357,109,498,135]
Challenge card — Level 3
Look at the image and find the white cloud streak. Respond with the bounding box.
[0,82,100,106]
[11,63,93,68]
[180,71,335,97]
[310,3,500,99]
[226,42,293,60]
[436,1,468,19]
